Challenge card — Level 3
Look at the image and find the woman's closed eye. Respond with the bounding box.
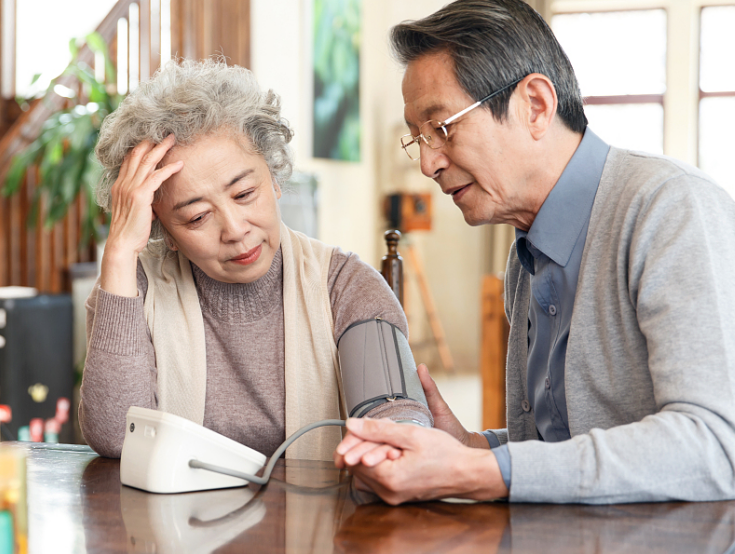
[187,212,209,227]
[235,188,256,201]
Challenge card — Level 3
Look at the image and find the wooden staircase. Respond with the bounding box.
[0,0,251,292]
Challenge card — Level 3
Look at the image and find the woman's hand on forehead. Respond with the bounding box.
[100,135,184,298]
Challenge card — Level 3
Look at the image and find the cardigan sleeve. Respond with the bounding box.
[78,261,158,458]
[506,169,735,503]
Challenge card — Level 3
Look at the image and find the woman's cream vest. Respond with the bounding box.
[138,222,345,461]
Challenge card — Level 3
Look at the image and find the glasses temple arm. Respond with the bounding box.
[441,100,481,126]
[441,77,525,126]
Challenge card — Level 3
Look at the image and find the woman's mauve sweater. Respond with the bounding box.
[79,246,431,458]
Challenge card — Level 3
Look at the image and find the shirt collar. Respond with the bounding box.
[515,127,609,272]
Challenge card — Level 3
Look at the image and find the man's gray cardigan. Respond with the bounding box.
[497,147,735,503]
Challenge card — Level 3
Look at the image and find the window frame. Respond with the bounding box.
[551,0,735,167]
[551,6,667,153]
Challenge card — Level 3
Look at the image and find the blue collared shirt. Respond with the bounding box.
[483,128,610,488]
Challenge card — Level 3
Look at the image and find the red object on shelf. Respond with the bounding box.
[55,398,70,424]
[0,406,11,423]
[44,419,61,434]
[29,418,43,442]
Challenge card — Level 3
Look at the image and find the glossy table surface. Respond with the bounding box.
[19,443,735,553]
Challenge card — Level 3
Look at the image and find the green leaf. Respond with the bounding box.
[84,32,108,57]
[30,73,42,86]
[85,32,116,85]
[69,113,93,150]
[88,84,104,103]
[2,153,30,196]
[40,137,64,169]
[4,29,123,246]
[68,38,79,59]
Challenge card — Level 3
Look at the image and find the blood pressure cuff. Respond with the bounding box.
[337,319,429,419]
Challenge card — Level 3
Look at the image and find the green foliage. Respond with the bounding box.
[2,32,122,245]
[313,0,361,161]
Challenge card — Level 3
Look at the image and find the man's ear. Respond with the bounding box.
[516,73,558,141]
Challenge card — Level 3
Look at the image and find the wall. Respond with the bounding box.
[250,0,491,373]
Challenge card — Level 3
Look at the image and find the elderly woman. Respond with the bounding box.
[79,59,431,460]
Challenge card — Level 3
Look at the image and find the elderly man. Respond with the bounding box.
[334,0,735,504]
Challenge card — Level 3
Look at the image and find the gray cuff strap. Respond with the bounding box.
[338,319,428,418]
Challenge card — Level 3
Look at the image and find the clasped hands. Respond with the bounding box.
[333,364,509,504]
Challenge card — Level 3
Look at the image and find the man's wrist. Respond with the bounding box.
[467,431,491,449]
[459,447,510,501]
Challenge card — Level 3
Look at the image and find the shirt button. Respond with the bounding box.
[521,400,531,412]
[548,305,557,316]
[545,377,551,389]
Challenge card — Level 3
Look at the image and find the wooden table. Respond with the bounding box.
[18,443,735,553]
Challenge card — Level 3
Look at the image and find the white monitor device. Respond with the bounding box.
[120,406,267,494]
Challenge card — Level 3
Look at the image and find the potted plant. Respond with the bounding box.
[2,32,121,245]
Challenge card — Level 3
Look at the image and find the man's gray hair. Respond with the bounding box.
[390,0,587,133]
[95,58,293,249]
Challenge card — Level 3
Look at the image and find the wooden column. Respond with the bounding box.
[481,275,509,430]
[170,0,250,68]
[380,230,403,306]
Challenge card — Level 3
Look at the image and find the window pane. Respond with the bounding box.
[552,10,666,97]
[699,97,735,198]
[585,104,663,154]
[700,6,735,93]
[16,0,118,97]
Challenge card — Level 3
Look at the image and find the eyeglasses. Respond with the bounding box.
[400,77,524,161]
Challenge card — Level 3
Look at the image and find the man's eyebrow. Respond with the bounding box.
[405,104,448,128]
[172,169,255,211]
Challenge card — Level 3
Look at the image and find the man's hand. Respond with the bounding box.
[417,364,491,449]
[333,363,491,475]
[335,418,508,505]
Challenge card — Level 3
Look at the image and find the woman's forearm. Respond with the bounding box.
[80,282,157,457]
[79,349,156,457]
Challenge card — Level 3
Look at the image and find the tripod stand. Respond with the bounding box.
[381,230,455,373]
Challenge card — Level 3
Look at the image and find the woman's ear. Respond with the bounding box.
[273,180,282,200]
[162,229,178,251]
[516,73,558,141]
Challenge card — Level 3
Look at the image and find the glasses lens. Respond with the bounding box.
[401,136,420,160]
[420,121,447,149]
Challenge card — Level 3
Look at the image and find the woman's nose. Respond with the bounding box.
[220,207,250,243]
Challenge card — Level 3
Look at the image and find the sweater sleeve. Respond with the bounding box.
[78,261,158,458]
[507,172,735,503]
[328,248,432,427]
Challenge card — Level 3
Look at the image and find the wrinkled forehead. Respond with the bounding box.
[401,51,472,127]
[154,132,267,206]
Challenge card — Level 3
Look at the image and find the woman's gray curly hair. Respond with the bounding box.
[95,58,294,251]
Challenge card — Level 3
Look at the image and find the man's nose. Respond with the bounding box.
[419,142,449,179]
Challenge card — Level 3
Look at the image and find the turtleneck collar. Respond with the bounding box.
[191,246,283,322]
